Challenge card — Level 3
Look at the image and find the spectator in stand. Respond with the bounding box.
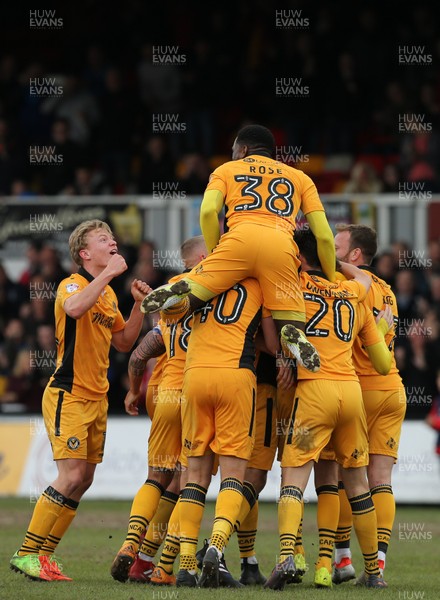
[395,329,437,420]
[426,369,440,458]
[0,319,28,373]
[137,43,182,113]
[0,55,21,121]
[178,152,210,195]
[30,323,57,392]
[38,246,69,286]
[381,163,401,193]
[394,269,422,326]
[82,45,109,99]
[40,118,81,195]
[0,319,34,409]
[10,179,38,198]
[428,240,440,272]
[182,40,217,157]
[428,269,440,308]
[19,241,44,287]
[373,81,410,139]
[0,117,24,195]
[391,240,430,297]
[137,135,176,194]
[373,251,396,287]
[401,132,440,192]
[0,263,26,327]
[21,273,55,336]
[343,161,383,194]
[40,74,99,146]
[65,166,106,196]
[98,67,135,192]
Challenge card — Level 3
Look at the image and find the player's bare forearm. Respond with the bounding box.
[130,329,165,370]
[338,261,372,294]
[64,254,128,319]
[128,329,165,393]
[64,272,114,319]
[112,306,144,352]
[112,282,152,351]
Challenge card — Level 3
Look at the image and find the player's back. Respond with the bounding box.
[207,155,324,233]
[352,268,402,390]
[185,277,263,372]
[158,273,193,389]
[298,271,366,381]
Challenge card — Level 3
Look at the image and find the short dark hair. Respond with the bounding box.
[236,124,275,156]
[294,229,321,269]
[335,223,377,264]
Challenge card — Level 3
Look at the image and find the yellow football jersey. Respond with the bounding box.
[352,267,402,390]
[297,271,380,381]
[157,274,193,389]
[206,155,324,233]
[49,268,125,400]
[185,277,263,372]
[148,352,166,386]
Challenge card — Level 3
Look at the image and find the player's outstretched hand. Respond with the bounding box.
[124,390,141,416]
[376,305,394,331]
[131,279,152,303]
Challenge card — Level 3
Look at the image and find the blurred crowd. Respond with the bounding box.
[1,1,439,418]
[0,1,439,196]
[1,237,440,418]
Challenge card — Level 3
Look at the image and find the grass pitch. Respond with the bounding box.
[1,498,439,600]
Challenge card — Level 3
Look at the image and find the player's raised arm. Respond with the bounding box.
[112,279,151,352]
[199,189,225,252]
[305,211,336,282]
[338,261,372,299]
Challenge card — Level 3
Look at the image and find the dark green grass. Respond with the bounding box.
[1,498,439,600]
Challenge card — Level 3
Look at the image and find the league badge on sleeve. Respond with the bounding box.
[66,283,80,293]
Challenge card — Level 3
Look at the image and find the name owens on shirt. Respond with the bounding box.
[305,281,354,299]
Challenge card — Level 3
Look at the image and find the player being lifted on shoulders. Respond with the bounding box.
[140,124,336,373]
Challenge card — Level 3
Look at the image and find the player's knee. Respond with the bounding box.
[244,469,267,494]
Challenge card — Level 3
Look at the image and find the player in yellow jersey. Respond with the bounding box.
[332,224,406,583]
[111,236,207,583]
[176,276,281,588]
[10,220,150,582]
[265,229,390,591]
[145,352,167,419]
[234,348,296,586]
[151,314,285,589]
[140,124,337,373]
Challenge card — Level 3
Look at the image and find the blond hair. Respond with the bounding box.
[69,220,113,266]
[180,235,206,260]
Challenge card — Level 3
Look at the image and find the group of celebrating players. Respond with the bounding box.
[10,125,405,591]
